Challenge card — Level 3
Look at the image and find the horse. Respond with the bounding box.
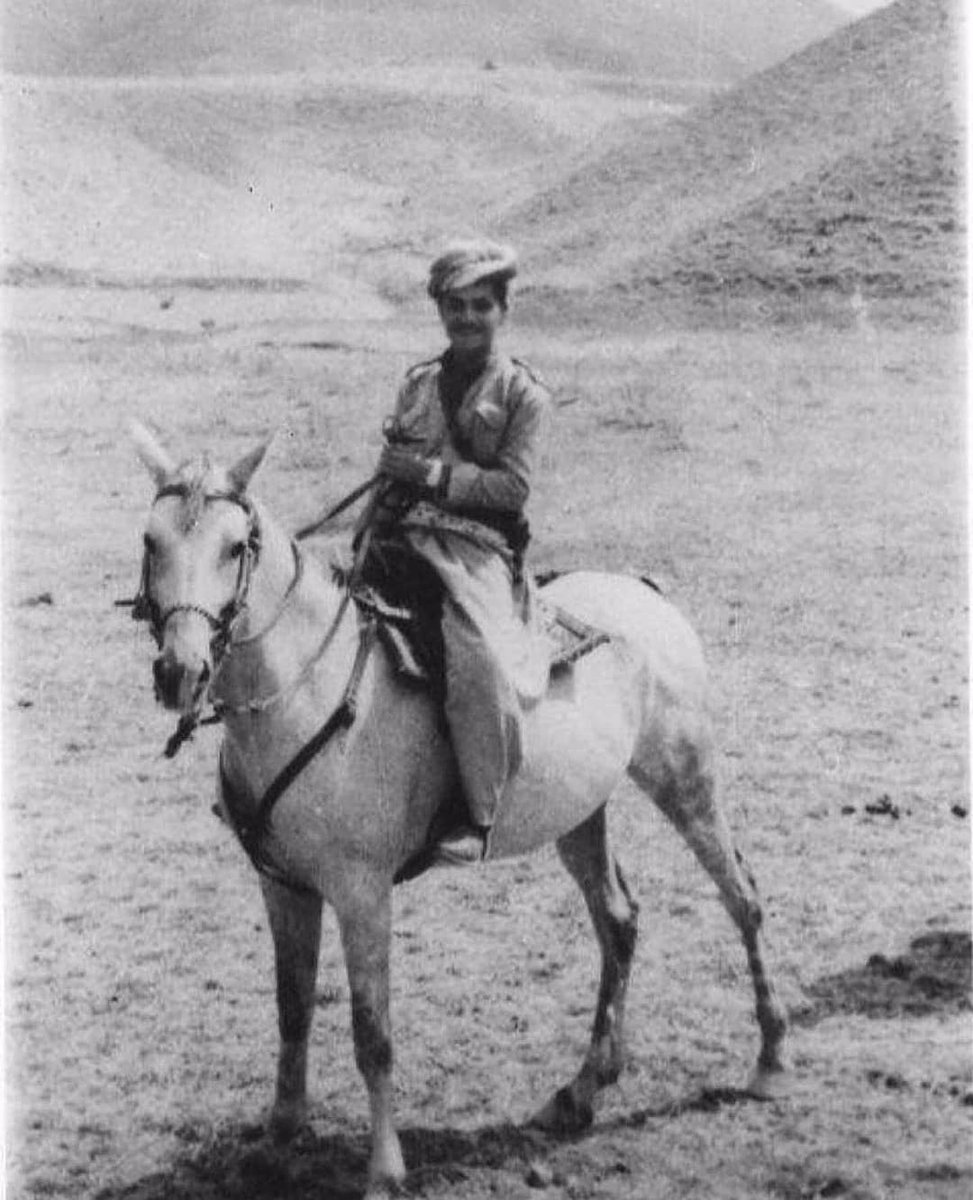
[129,423,787,1199]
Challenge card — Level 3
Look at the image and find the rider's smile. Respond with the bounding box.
[438,280,506,360]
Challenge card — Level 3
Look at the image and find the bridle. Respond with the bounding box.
[124,469,384,894]
[127,479,321,758]
[132,483,263,665]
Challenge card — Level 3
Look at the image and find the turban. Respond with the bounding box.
[427,240,518,300]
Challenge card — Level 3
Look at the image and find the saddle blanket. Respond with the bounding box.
[353,584,610,694]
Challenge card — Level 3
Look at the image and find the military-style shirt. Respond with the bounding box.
[386,351,549,514]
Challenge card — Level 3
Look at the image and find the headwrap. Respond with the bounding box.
[427,240,518,300]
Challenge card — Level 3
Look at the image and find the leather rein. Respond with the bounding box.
[125,482,376,892]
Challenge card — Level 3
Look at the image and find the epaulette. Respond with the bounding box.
[511,356,550,391]
[404,355,443,378]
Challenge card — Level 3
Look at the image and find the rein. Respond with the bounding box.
[213,587,352,717]
[294,474,381,541]
[123,483,265,757]
[125,477,380,894]
[219,617,378,895]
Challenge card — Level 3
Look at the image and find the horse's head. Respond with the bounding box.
[130,423,273,714]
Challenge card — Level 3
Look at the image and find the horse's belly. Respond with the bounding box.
[490,642,641,857]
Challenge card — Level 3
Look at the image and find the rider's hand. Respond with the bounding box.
[378,446,447,492]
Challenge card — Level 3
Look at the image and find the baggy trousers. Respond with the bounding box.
[403,526,549,827]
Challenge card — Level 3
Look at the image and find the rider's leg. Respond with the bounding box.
[436,592,522,863]
[400,531,545,866]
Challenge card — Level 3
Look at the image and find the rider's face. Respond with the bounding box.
[437,281,506,359]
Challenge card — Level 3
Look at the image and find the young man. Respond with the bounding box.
[366,240,551,865]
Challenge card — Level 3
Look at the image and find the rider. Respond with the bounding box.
[363,239,551,865]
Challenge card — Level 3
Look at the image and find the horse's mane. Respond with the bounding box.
[171,454,228,531]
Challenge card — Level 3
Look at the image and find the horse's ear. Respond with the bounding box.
[130,420,176,488]
[227,434,275,495]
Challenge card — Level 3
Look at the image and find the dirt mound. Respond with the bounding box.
[793,930,972,1024]
[1,0,842,83]
[511,0,963,324]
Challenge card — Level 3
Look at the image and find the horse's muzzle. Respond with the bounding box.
[153,647,211,712]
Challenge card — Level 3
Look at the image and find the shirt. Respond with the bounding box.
[386,350,549,514]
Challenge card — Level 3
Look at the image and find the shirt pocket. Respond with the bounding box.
[469,401,508,461]
[394,385,440,448]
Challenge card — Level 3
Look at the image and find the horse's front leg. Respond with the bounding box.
[261,877,324,1140]
[336,878,405,1198]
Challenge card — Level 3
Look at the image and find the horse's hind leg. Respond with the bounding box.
[630,761,788,1095]
[261,877,324,1140]
[533,805,639,1133]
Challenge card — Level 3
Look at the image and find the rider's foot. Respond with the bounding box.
[433,824,490,867]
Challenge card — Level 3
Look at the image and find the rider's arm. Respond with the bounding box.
[442,372,548,514]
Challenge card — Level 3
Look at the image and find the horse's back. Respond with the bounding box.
[540,570,707,691]
[488,573,706,858]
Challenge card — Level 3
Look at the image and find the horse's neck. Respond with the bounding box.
[213,502,354,711]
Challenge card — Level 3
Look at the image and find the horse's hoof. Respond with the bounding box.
[363,1138,407,1198]
[746,1062,789,1101]
[364,1186,407,1200]
[268,1100,306,1143]
[530,1086,594,1135]
[364,1168,408,1199]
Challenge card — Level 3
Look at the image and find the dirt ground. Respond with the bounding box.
[1,1,969,1194]
[2,284,969,1198]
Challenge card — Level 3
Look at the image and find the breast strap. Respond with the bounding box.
[218,617,379,896]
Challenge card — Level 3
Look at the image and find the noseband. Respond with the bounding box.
[132,483,262,665]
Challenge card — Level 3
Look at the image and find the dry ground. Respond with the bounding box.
[2,1,969,1197]
[3,296,969,1199]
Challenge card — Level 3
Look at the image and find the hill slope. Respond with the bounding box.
[1,0,958,328]
[2,0,844,83]
[508,0,963,322]
[0,67,680,296]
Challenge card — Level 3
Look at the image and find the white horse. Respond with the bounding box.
[130,425,787,1199]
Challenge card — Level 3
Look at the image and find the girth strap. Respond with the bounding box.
[220,617,379,894]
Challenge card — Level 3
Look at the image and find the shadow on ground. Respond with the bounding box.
[94,1119,547,1200]
[92,1086,765,1199]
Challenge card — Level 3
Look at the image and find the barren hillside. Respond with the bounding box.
[2,0,844,83]
[1,0,958,330]
[509,0,964,324]
[0,0,853,316]
[1,65,692,316]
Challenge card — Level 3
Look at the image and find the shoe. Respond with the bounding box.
[432,825,489,867]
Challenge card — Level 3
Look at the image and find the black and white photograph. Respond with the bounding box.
[2,1,968,1197]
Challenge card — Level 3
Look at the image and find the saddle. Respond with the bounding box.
[348,542,610,700]
[216,550,631,893]
[215,566,612,891]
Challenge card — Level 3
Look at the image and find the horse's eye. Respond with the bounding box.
[228,541,246,561]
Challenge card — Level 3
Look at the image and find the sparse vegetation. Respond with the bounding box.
[2,1,967,1198]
